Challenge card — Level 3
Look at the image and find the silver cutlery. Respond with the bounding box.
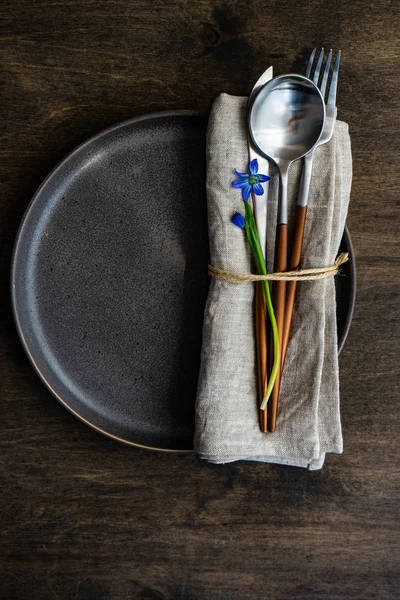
[247,66,273,431]
[281,48,341,364]
[248,74,326,431]
[248,66,273,257]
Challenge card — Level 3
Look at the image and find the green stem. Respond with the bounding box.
[244,200,280,410]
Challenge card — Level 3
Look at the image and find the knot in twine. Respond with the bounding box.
[208,252,349,283]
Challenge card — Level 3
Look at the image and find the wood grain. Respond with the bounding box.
[255,282,268,432]
[282,204,308,363]
[268,223,288,432]
[0,1,399,598]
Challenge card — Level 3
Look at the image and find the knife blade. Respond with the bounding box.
[248,66,273,258]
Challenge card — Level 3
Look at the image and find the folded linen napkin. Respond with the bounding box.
[194,93,352,470]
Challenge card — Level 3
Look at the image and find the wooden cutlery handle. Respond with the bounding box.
[268,223,288,432]
[281,205,308,366]
[255,282,268,432]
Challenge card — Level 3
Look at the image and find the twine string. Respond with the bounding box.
[208,252,349,283]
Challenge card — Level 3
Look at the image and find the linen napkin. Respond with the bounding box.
[194,93,352,470]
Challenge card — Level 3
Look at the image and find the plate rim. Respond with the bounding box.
[337,226,356,355]
[10,110,355,453]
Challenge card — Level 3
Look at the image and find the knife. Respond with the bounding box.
[247,66,273,432]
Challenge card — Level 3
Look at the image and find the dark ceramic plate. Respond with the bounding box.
[11,112,356,451]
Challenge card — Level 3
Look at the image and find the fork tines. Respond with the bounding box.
[305,48,341,104]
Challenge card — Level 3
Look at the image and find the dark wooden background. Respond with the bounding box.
[1,1,399,598]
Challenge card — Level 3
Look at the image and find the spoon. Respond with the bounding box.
[248,74,325,432]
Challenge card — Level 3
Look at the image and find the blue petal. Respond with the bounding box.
[249,158,259,175]
[233,177,250,189]
[252,183,264,196]
[232,212,246,228]
[257,173,271,183]
[242,184,252,201]
[234,169,249,178]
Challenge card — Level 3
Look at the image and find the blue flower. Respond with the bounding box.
[232,158,271,201]
[232,212,246,228]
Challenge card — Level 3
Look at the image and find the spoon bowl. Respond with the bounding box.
[249,74,325,173]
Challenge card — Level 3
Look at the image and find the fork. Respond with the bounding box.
[281,48,341,365]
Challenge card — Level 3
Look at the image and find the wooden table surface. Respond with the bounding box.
[1,1,399,598]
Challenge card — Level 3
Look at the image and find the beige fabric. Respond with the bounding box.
[194,93,352,470]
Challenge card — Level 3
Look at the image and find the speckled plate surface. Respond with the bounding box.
[11,112,355,451]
